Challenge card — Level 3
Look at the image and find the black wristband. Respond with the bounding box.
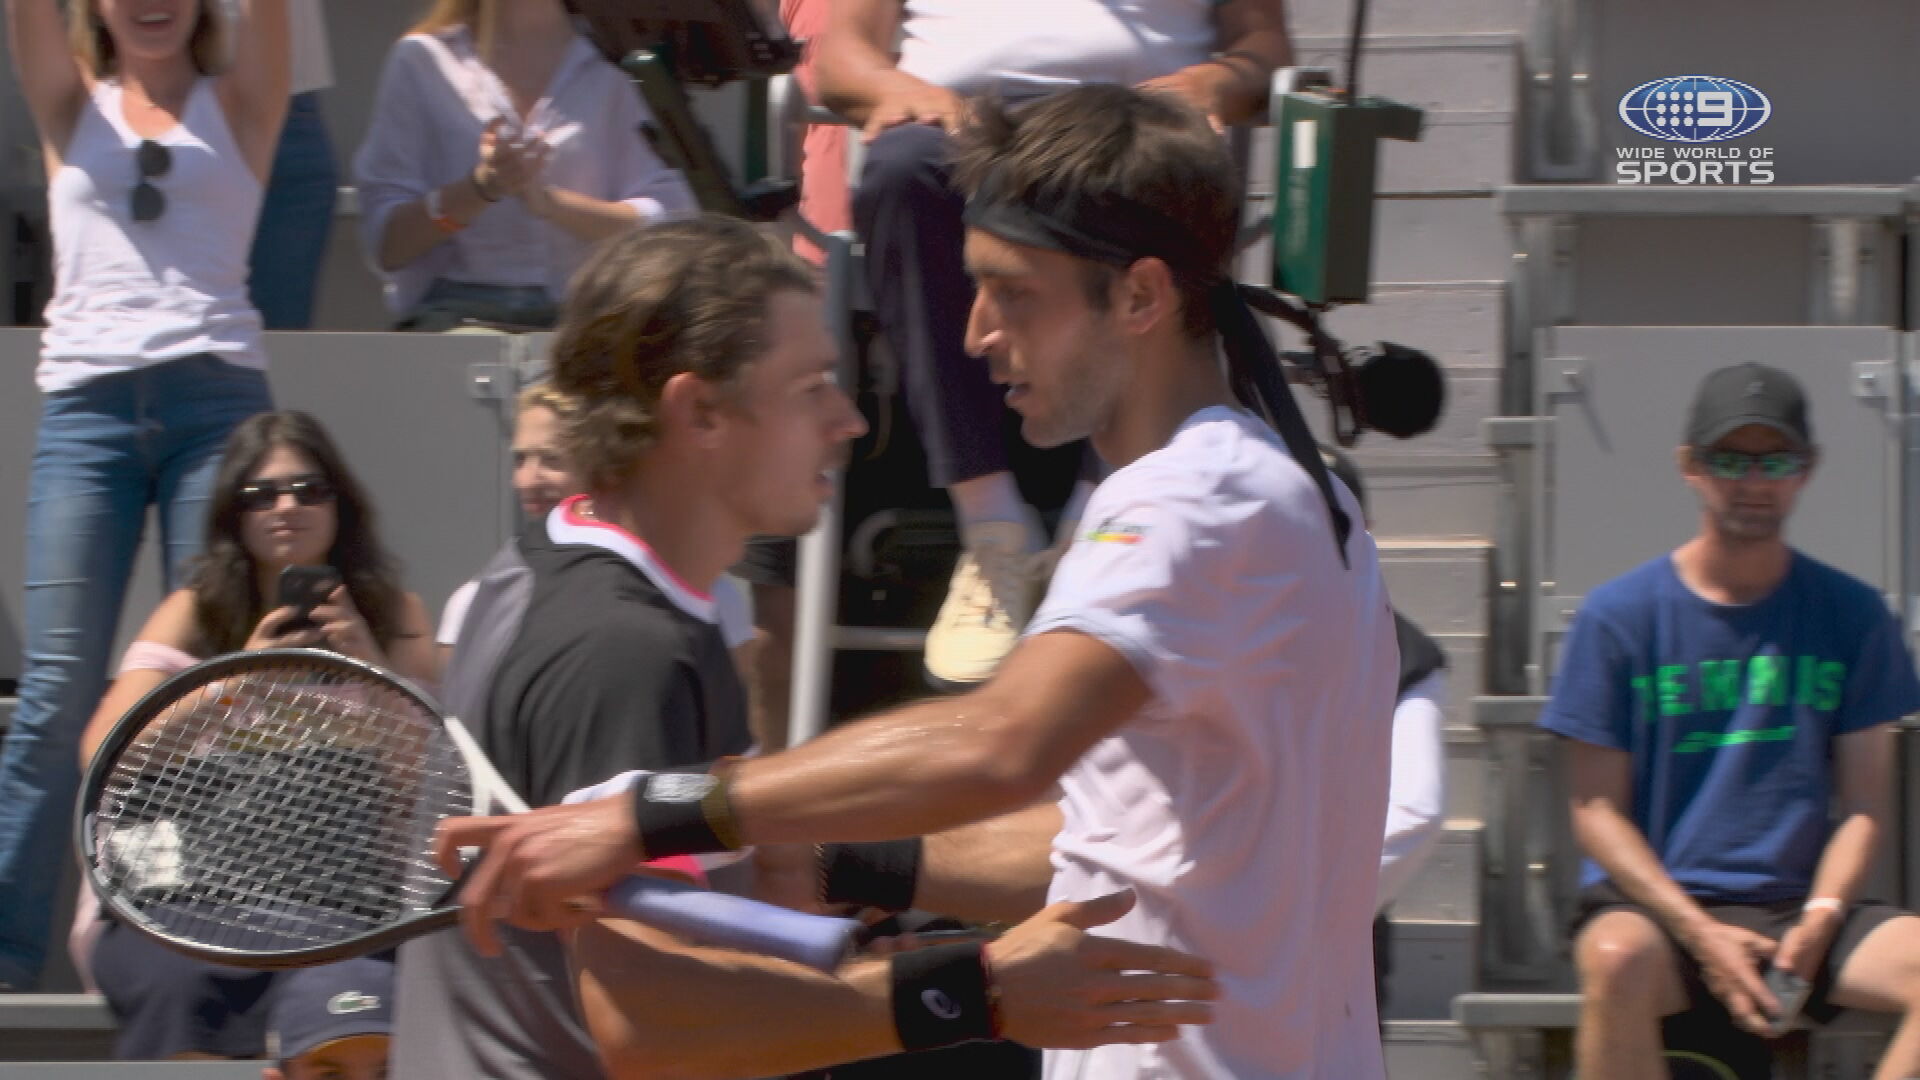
[630,768,740,858]
[889,943,996,1051]
[820,838,923,913]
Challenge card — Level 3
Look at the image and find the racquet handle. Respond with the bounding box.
[603,874,859,971]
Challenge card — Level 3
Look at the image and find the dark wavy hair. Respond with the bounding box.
[187,411,406,657]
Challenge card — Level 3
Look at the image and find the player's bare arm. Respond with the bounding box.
[915,802,1062,924]
[438,630,1144,947]
[753,802,1062,925]
[574,890,1215,1080]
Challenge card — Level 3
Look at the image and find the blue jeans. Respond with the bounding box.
[247,92,337,330]
[398,280,558,333]
[0,354,272,987]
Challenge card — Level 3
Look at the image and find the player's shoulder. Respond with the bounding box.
[500,603,689,721]
[1101,407,1278,504]
[514,560,686,664]
[1088,409,1353,550]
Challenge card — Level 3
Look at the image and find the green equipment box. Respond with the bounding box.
[1270,91,1424,305]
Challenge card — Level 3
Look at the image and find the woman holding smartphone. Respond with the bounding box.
[68,410,433,1062]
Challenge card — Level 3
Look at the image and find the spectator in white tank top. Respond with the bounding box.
[352,0,697,332]
[0,0,290,992]
[64,411,434,1059]
[811,0,1291,693]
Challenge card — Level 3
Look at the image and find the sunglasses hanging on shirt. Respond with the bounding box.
[131,139,171,224]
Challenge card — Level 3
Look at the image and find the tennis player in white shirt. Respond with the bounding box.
[444,84,1401,1080]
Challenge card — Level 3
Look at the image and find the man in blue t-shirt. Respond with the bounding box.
[1542,363,1920,1080]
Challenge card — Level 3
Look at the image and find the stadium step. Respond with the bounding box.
[1289,33,1521,114]
[1291,0,1528,39]
[1373,196,1512,286]
[0,995,113,1062]
[1453,992,1898,1078]
[1444,724,1489,826]
[1386,823,1483,1021]
[1379,539,1490,636]
[1386,1020,1480,1079]
[1381,110,1515,195]
[1245,104,1511,197]
[1318,282,1504,372]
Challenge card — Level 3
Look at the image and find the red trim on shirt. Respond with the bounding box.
[558,495,714,602]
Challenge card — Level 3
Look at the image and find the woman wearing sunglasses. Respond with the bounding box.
[0,0,293,991]
[64,410,432,1062]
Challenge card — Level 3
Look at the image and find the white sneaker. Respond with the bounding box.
[924,520,1046,689]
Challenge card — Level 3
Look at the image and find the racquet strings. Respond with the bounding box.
[88,659,469,956]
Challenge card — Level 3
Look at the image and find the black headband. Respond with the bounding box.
[962,177,1218,285]
[963,175,1353,565]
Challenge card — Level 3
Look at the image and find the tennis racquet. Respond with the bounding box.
[77,648,859,971]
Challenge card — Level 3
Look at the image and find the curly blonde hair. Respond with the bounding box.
[549,216,816,492]
[516,381,577,421]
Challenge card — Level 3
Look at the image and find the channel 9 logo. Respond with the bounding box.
[1618,76,1770,142]
[1616,75,1775,184]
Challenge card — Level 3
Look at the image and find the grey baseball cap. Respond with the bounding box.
[1685,363,1812,450]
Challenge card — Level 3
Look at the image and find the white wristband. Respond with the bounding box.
[1803,896,1845,916]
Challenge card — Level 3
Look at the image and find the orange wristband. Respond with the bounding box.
[426,189,466,234]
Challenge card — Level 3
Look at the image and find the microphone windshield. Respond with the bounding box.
[1355,343,1445,439]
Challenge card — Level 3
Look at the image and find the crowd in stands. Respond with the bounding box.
[7,0,1915,1077]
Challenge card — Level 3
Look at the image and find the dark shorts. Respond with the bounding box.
[1571,880,1905,1025]
[733,535,798,589]
[91,919,277,1059]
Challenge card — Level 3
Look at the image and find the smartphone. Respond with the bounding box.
[276,566,341,635]
[1763,965,1812,1036]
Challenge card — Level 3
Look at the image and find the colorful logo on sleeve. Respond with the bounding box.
[1629,653,1845,753]
[1084,510,1152,545]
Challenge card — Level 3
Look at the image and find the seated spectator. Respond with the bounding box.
[353,0,697,331]
[67,410,433,1060]
[1320,446,1449,1018]
[813,0,1291,689]
[1543,364,1920,1078]
[263,954,396,1080]
[435,382,754,671]
[0,0,289,991]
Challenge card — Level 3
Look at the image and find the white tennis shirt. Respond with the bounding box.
[897,0,1214,100]
[1028,407,1398,1080]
